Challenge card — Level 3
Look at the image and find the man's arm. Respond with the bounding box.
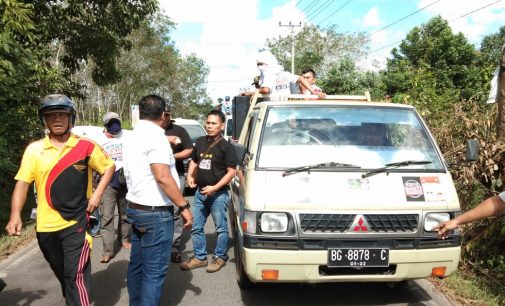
[434,195,505,238]
[5,180,30,236]
[150,163,193,228]
[187,160,198,188]
[87,165,115,212]
[296,75,326,99]
[200,166,236,196]
[174,148,192,160]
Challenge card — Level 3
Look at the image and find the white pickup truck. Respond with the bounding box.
[229,93,462,288]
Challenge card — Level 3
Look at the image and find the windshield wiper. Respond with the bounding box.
[282,162,361,177]
[361,160,432,179]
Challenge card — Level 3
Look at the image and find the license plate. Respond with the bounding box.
[327,248,389,267]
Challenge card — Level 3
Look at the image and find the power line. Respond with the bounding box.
[302,0,322,16]
[318,0,353,25]
[368,0,504,55]
[450,0,502,21]
[306,0,335,22]
[364,0,441,40]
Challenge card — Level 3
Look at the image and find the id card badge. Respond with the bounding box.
[30,208,37,220]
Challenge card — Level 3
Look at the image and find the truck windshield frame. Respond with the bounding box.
[256,105,445,171]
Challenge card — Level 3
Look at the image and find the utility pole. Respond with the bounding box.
[279,21,302,74]
[497,44,505,140]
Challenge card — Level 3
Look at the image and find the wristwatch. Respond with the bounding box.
[175,201,191,216]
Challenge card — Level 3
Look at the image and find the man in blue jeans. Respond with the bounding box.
[123,95,193,305]
[181,109,237,273]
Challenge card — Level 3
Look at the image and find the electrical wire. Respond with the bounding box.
[306,0,335,22]
[363,0,441,40]
[368,0,503,55]
[302,0,323,16]
[317,0,353,25]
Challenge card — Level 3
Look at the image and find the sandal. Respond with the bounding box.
[100,255,113,263]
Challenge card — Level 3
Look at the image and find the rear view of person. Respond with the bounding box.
[5,94,115,306]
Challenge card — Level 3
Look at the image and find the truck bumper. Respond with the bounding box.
[242,247,461,283]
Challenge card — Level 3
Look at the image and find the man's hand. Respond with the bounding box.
[180,209,193,229]
[87,194,101,212]
[432,219,459,239]
[316,92,326,99]
[200,185,217,196]
[167,136,180,146]
[187,175,197,188]
[5,215,23,236]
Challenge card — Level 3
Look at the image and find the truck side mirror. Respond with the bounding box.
[232,143,247,164]
[466,139,479,161]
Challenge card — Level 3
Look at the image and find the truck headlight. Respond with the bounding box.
[260,213,288,233]
[424,213,450,231]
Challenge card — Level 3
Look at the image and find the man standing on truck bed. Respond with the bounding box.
[181,109,238,273]
[255,48,326,99]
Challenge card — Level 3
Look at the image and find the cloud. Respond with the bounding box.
[418,0,505,42]
[159,0,306,101]
[363,7,381,27]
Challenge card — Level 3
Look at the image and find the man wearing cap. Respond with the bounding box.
[98,112,131,263]
[164,109,193,263]
[5,94,115,306]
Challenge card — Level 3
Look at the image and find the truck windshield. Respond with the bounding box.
[258,106,444,171]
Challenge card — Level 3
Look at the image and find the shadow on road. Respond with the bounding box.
[91,259,128,306]
[239,281,433,306]
[0,288,47,306]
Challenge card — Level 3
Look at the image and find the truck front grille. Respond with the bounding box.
[365,214,418,233]
[299,214,356,233]
[299,214,419,233]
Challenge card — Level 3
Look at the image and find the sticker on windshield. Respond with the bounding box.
[402,177,425,201]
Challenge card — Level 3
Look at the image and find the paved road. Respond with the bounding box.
[0,197,459,306]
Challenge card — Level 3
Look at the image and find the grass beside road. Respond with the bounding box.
[0,223,36,260]
[431,268,505,306]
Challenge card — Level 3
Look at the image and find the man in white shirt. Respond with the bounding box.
[123,94,193,306]
[98,112,131,264]
[255,48,325,99]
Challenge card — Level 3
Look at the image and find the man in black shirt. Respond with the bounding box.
[164,110,193,263]
[181,110,237,273]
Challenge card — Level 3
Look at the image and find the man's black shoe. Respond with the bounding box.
[171,251,181,263]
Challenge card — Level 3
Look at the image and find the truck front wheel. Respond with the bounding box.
[234,228,255,289]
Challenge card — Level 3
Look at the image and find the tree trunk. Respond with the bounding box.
[497,45,505,141]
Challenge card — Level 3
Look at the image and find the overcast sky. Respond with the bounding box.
[159,0,505,102]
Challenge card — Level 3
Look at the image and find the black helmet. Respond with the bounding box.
[38,94,77,126]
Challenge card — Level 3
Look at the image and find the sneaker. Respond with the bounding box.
[206,255,226,273]
[180,256,208,271]
[171,251,181,263]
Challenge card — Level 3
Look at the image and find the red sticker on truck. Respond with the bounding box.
[402,177,425,202]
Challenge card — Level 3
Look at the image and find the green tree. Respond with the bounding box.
[74,14,212,125]
[382,16,486,105]
[0,0,158,231]
[319,56,382,99]
[266,24,368,77]
[479,25,505,70]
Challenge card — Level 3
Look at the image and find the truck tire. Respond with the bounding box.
[234,225,254,289]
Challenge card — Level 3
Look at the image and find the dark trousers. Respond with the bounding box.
[37,217,91,306]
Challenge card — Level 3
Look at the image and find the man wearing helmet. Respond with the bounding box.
[5,94,115,306]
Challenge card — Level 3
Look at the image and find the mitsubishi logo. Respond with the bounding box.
[351,216,369,232]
